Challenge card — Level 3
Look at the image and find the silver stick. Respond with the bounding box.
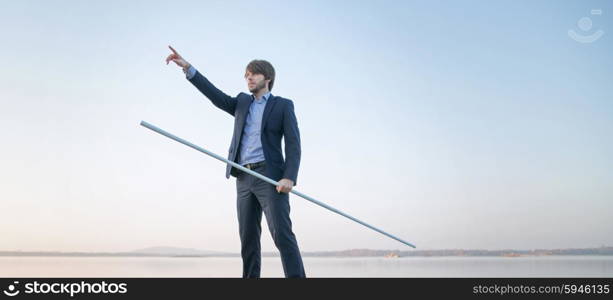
[140,120,416,248]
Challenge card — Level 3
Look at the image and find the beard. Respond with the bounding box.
[249,80,267,93]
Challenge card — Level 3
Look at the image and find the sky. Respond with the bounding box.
[0,0,612,253]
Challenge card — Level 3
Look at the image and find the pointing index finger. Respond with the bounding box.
[168,45,178,55]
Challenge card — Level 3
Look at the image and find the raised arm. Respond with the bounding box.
[166,45,237,116]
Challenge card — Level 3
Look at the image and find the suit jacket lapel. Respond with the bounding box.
[261,94,278,131]
[234,96,253,148]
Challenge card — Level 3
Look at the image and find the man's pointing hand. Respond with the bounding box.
[165,45,190,69]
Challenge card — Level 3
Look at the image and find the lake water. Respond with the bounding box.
[1,256,612,277]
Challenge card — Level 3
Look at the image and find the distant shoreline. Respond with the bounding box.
[2,246,612,258]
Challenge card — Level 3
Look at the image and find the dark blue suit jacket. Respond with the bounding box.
[188,70,301,185]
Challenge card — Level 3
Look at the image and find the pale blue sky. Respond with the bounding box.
[0,0,611,253]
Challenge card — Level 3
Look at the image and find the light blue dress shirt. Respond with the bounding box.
[185,65,197,80]
[185,65,268,165]
[239,92,270,165]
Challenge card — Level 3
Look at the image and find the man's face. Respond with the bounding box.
[245,71,268,93]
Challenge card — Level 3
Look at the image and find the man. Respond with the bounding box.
[165,46,306,278]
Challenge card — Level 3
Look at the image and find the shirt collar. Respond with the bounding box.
[252,91,271,103]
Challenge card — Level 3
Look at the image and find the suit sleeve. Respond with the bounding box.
[282,100,301,185]
[188,69,238,116]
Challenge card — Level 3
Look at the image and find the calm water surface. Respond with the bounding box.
[0,256,611,277]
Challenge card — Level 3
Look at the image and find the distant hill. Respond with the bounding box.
[130,246,232,257]
[0,247,236,257]
[1,246,612,257]
[296,246,613,257]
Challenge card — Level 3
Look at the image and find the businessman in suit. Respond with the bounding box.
[166,46,306,278]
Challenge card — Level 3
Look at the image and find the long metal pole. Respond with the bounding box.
[140,120,416,248]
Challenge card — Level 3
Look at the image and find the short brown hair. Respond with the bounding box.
[245,59,276,91]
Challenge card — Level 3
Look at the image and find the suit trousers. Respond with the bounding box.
[235,163,306,278]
